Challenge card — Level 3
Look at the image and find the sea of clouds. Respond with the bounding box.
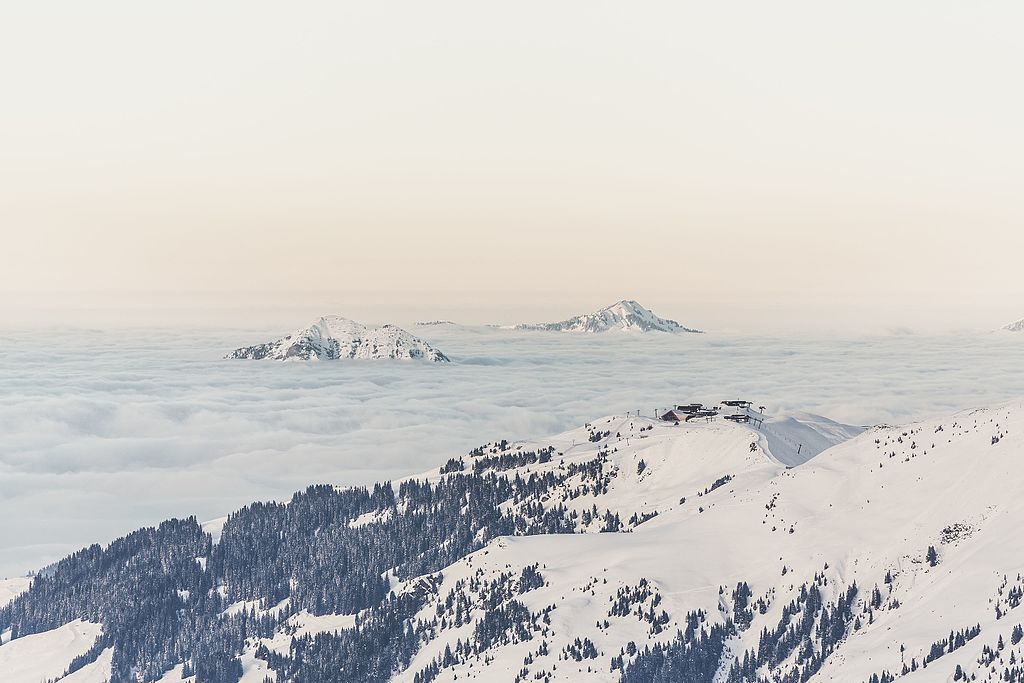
[1,324,1022,577]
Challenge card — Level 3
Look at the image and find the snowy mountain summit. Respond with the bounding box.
[1002,318,1024,332]
[516,300,701,333]
[227,316,450,362]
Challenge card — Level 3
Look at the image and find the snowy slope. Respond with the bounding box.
[515,300,701,333]
[382,404,1023,683]
[257,403,1019,682]
[10,403,1024,683]
[0,577,31,609]
[0,620,103,683]
[227,316,450,362]
[59,648,113,683]
[755,410,865,466]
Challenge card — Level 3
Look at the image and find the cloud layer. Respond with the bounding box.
[1,326,1022,576]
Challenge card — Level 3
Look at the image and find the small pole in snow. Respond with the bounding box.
[797,444,803,455]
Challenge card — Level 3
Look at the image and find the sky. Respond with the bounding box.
[1,0,1023,332]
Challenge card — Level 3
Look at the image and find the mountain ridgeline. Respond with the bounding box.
[227,317,450,362]
[4,404,1024,683]
[515,300,701,333]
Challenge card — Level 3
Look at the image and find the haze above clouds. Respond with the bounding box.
[2,325,1022,577]
[1,1,1022,331]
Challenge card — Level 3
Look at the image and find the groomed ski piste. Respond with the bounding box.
[4,401,1024,683]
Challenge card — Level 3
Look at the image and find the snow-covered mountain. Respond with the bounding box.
[227,316,450,362]
[1002,318,1024,332]
[515,300,701,333]
[5,401,1024,683]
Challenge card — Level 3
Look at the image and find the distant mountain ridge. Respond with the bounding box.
[515,300,701,333]
[227,316,449,362]
[1003,318,1024,332]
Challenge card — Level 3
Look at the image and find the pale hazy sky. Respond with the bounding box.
[2,1,1022,331]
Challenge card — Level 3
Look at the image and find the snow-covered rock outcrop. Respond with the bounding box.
[227,316,450,362]
[1002,318,1024,332]
[515,300,700,333]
